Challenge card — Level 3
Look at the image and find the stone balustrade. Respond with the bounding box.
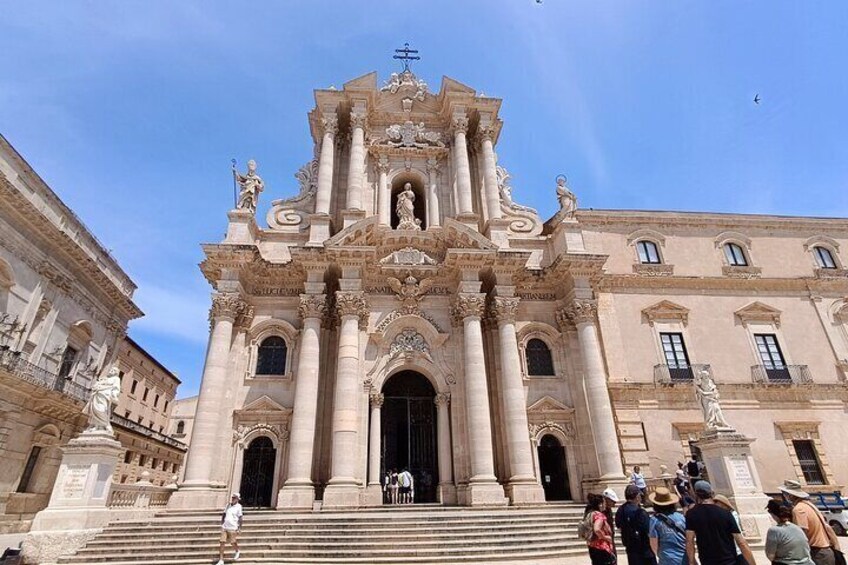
[108,483,175,509]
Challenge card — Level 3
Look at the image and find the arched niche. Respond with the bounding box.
[390,171,427,230]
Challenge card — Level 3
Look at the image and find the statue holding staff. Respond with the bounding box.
[83,365,122,434]
[233,159,265,213]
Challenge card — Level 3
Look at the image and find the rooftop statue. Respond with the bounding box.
[556,175,577,218]
[233,159,265,213]
[83,365,122,434]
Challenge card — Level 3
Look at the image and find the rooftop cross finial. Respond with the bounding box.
[393,42,420,72]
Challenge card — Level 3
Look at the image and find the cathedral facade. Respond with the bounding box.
[170,70,848,510]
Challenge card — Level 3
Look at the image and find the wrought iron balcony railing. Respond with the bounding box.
[751,364,812,385]
[111,414,188,451]
[654,363,712,385]
[0,346,91,402]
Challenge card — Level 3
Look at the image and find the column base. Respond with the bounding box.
[341,209,367,229]
[276,484,316,510]
[321,482,361,509]
[307,214,333,246]
[438,483,458,505]
[465,479,508,506]
[362,484,384,507]
[505,480,546,505]
[167,485,228,510]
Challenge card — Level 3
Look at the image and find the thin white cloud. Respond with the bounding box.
[130,281,210,345]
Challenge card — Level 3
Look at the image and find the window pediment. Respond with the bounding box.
[527,395,573,416]
[642,300,689,326]
[735,301,782,327]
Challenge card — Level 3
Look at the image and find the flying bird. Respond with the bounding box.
[753,94,761,105]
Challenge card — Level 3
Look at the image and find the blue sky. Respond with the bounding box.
[2,2,847,398]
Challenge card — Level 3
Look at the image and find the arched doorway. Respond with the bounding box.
[538,434,571,501]
[382,371,438,502]
[239,436,276,507]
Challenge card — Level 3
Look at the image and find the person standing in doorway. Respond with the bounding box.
[780,480,841,565]
[685,481,756,565]
[616,484,657,565]
[399,467,414,504]
[216,493,243,565]
[388,469,399,504]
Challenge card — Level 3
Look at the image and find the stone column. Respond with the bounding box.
[323,291,368,508]
[314,113,338,215]
[278,294,326,509]
[376,156,390,226]
[559,299,624,480]
[368,393,384,487]
[478,125,503,222]
[346,110,366,212]
[172,293,245,508]
[451,115,474,217]
[451,294,507,505]
[435,393,456,504]
[426,158,441,228]
[491,296,545,503]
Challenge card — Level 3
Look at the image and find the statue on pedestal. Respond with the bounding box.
[83,365,122,434]
[694,369,732,430]
[396,183,421,230]
[556,175,577,218]
[233,159,265,213]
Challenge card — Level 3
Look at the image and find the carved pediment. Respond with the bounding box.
[642,300,690,326]
[238,395,290,415]
[735,301,782,327]
[527,395,572,414]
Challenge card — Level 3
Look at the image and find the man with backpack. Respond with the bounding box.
[615,484,657,565]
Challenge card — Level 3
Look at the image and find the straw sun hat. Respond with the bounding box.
[647,486,679,507]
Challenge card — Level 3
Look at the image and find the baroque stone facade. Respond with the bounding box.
[170,71,848,511]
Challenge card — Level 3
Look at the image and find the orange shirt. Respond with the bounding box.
[792,500,830,549]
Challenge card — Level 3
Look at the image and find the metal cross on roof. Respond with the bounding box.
[393,42,420,71]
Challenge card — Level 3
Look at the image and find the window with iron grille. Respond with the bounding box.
[660,333,692,380]
[525,338,555,376]
[724,243,748,266]
[636,240,661,264]
[814,247,837,269]
[793,440,825,485]
[256,336,288,375]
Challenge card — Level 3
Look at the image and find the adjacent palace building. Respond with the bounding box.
[169,69,848,511]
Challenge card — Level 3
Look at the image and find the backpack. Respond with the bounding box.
[687,461,700,477]
[618,505,651,551]
[577,511,596,542]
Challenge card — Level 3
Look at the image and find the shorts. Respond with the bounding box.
[220,529,238,544]
[399,486,411,494]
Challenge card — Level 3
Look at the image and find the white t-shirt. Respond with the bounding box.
[222,503,243,531]
[400,471,414,488]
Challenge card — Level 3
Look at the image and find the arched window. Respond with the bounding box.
[723,243,748,266]
[813,246,837,269]
[255,336,287,375]
[636,240,661,264]
[175,421,185,435]
[526,338,555,376]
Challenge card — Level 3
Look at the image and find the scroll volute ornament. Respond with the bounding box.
[491,296,520,324]
[451,293,486,324]
[335,291,369,329]
[298,294,327,320]
[434,393,451,407]
[210,293,248,322]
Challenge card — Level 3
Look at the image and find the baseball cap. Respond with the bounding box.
[693,480,712,495]
[602,488,620,503]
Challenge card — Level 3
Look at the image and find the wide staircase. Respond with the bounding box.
[59,504,592,564]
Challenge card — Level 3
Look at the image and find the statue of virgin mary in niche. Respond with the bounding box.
[396,183,421,230]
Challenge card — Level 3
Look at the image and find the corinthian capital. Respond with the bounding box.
[476,124,495,145]
[321,114,339,136]
[349,111,367,130]
[376,155,390,174]
[450,115,469,136]
[434,393,451,407]
[209,293,247,322]
[557,299,598,327]
[335,291,369,329]
[370,392,385,408]
[298,294,327,320]
[491,296,520,324]
[451,293,486,324]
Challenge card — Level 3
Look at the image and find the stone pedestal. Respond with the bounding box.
[342,208,367,229]
[362,484,384,507]
[224,208,258,244]
[695,429,771,542]
[455,213,480,232]
[465,480,508,506]
[307,214,332,246]
[485,218,511,249]
[22,431,123,564]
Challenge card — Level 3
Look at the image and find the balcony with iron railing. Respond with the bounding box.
[654,363,712,385]
[751,364,812,385]
[0,345,91,403]
[111,414,188,451]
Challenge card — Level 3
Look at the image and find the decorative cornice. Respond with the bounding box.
[735,301,782,327]
[451,293,486,323]
[298,294,327,320]
[642,300,689,326]
[491,296,520,324]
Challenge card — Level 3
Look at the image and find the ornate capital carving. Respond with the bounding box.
[350,111,367,130]
[234,304,255,332]
[435,393,451,408]
[210,293,247,322]
[335,291,369,329]
[450,115,469,136]
[557,299,598,327]
[321,114,339,136]
[476,124,495,145]
[426,157,440,174]
[491,296,520,324]
[299,294,327,320]
[451,293,486,323]
[370,393,384,408]
[376,156,390,174]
